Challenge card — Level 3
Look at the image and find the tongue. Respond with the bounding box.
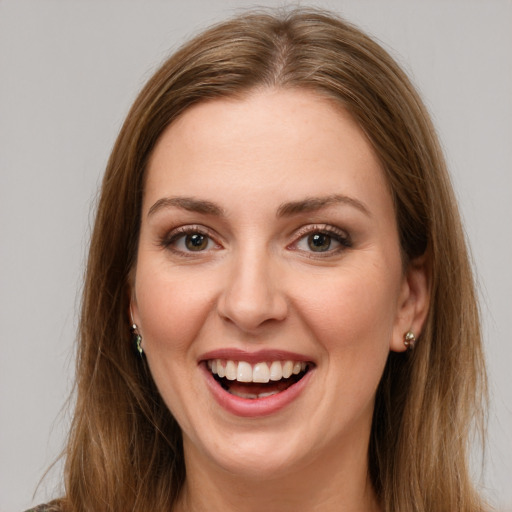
[226,379,294,396]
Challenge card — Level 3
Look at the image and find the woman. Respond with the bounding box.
[33,8,487,512]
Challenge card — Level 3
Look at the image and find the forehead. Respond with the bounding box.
[144,88,390,216]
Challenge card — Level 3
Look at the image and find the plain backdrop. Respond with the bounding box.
[1,0,511,510]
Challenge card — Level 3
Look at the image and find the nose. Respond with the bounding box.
[217,249,288,333]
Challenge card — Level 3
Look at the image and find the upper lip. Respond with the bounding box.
[199,348,314,365]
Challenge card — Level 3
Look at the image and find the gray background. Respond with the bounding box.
[1,0,511,510]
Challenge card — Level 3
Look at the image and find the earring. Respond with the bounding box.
[404,330,416,349]
[131,323,143,356]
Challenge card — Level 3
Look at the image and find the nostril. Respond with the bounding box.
[219,291,288,328]
[217,296,288,332]
[215,258,288,331]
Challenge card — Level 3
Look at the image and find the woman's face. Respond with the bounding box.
[132,89,427,478]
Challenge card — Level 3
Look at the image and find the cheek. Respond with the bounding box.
[294,262,402,424]
[293,261,401,355]
[135,264,217,355]
[133,265,219,423]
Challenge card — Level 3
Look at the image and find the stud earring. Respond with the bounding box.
[404,330,416,349]
[131,323,143,356]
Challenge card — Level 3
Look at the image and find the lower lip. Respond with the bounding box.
[202,364,313,417]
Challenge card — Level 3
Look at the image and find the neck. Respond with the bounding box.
[174,435,381,512]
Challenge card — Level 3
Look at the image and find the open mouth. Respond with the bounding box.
[206,359,311,399]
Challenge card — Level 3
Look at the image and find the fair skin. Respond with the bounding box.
[131,89,429,512]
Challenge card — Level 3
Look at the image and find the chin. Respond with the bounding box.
[213,447,305,480]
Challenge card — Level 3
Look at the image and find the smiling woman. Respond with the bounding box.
[31,7,487,512]
[134,92,419,460]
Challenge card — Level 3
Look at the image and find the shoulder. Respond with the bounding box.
[25,502,63,512]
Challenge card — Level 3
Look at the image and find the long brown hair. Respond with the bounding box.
[58,8,487,511]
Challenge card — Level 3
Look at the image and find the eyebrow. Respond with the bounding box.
[148,196,224,217]
[276,194,371,218]
[147,193,371,219]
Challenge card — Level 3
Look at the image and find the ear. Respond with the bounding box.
[127,269,140,328]
[129,294,140,328]
[390,255,430,352]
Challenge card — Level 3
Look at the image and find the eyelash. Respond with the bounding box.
[160,225,220,257]
[289,224,352,258]
[160,224,352,258]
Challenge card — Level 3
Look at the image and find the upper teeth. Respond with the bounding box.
[207,359,307,383]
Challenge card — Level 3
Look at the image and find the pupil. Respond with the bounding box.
[308,233,331,252]
[186,233,207,251]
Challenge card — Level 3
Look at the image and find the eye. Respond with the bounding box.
[292,225,351,256]
[304,233,334,252]
[162,226,220,255]
[182,233,210,251]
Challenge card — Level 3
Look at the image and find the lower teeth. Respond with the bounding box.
[229,389,280,399]
[215,370,308,399]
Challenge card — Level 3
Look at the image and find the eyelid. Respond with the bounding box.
[159,223,351,258]
[288,224,352,256]
[160,224,222,255]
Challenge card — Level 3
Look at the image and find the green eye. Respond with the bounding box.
[307,233,332,252]
[185,233,209,251]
